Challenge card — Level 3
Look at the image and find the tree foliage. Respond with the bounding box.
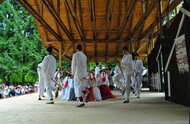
[0,0,45,83]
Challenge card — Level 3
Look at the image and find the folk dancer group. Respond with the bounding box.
[37,45,144,107]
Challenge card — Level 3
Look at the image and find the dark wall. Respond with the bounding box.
[163,2,190,107]
[148,2,190,107]
[148,39,164,91]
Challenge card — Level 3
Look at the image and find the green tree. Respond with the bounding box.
[0,0,44,83]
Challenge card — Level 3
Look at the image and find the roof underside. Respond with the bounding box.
[17,0,182,62]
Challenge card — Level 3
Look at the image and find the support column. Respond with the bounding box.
[59,43,63,69]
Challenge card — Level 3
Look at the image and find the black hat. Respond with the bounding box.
[135,53,139,57]
[46,47,52,53]
[76,44,82,51]
[122,46,129,51]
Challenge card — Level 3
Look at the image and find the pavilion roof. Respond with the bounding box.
[16,0,182,62]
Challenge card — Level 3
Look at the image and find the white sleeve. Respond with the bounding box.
[41,56,48,74]
[140,61,144,74]
[128,55,133,65]
[71,54,77,75]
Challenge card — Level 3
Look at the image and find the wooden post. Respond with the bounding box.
[150,26,154,50]
[59,43,63,69]
[159,0,163,38]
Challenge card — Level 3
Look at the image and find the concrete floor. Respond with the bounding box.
[0,91,189,124]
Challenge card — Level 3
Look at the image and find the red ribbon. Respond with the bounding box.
[64,80,69,88]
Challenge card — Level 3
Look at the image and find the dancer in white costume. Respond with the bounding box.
[120,46,133,103]
[131,53,144,98]
[41,47,56,104]
[113,61,125,92]
[37,63,45,100]
[71,44,88,107]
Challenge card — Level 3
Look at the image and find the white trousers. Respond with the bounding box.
[38,77,44,97]
[74,77,86,98]
[131,75,142,97]
[113,73,124,89]
[44,75,54,100]
[123,70,132,100]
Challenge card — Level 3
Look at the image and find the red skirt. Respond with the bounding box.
[83,87,95,102]
[99,84,116,100]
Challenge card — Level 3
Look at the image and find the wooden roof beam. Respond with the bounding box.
[105,0,116,40]
[41,0,74,41]
[117,0,122,32]
[77,0,86,55]
[49,0,62,39]
[88,53,148,59]
[126,0,159,40]
[47,39,148,44]
[139,0,182,40]
[105,0,115,62]
[78,0,85,39]
[115,0,122,61]
[135,0,147,53]
[57,0,60,15]
[17,0,62,41]
[52,46,72,61]
[117,0,138,40]
[88,0,97,60]
[88,0,96,40]
[64,0,85,40]
[64,2,73,36]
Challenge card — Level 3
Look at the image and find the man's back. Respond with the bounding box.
[42,55,56,77]
[72,51,87,78]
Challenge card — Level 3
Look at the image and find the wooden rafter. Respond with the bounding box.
[77,0,86,54]
[88,53,147,59]
[64,0,85,40]
[41,0,74,41]
[105,0,115,62]
[117,0,137,40]
[129,0,138,52]
[52,46,72,61]
[78,0,85,40]
[17,0,62,41]
[40,0,43,16]
[105,0,110,33]
[49,0,62,39]
[139,0,182,40]
[158,0,163,38]
[117,0,122,31]
[114,0,122,61]
[135,0,147,53]
[115,0,129,61]
[88,0,96,40]
[64,2,72,35]
[34,0,49,42]
[47,39,148,44]
[88,0,97,61]
[126,0,159,40]
[105,0,115,40]
[57,0,60,15]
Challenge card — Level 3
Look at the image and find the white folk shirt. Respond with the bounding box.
[71,51,88,79]
[120,54,133,73]
[95,66,100,77]
[37,63,43,78]
[132,60,144,75]
[114,65,121,74]
[41,55,56,78]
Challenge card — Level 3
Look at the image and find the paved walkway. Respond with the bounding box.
[0,91,189,124]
